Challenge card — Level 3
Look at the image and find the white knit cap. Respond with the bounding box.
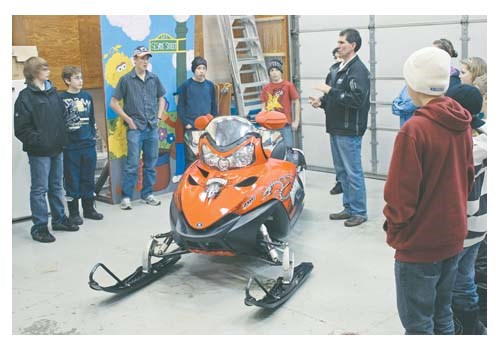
[403,47,451,96]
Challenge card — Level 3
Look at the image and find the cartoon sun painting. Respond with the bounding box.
[103,45,134,159]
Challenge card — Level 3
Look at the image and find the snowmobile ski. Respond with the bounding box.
[88,254,183,294]
[244,262,314,309]
[89,231,188,294]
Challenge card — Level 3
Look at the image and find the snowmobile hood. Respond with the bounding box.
[176,160,296,230]
[414,96,472,132]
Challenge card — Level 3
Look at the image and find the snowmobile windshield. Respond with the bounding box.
[205,116,256,148]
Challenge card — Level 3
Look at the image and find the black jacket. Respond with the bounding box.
[320,55,371,136]
[14,81,68,156]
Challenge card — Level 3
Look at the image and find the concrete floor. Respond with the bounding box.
[12,170,404,335]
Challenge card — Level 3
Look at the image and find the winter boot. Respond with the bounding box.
[453,306,481,335]
[82,198,104,220]
[67,198,83,225]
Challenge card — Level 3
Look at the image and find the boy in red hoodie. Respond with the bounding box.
[383,47,475,335]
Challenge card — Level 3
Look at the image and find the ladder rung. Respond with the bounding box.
[241,81,267,89]
[243,91,262,97]
[233,37,259,42]
[244,98,262,106]
[230,15,250,21]
[240,69,257,74]
[237,58,264,66]
[236,48,251,52]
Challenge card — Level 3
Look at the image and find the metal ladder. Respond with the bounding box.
[217,15,269,117]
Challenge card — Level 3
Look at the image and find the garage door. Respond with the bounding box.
[295,15,487,178]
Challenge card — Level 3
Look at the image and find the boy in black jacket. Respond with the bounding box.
[14,57,79,243]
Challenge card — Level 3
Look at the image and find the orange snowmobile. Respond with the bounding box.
[89,111,313,309]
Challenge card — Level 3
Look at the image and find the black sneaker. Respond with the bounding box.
[52,217,79,231]
[330,182,343,195]
[31,226,56,243]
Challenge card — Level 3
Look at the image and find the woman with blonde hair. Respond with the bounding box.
[473,73,487,119]
[460,57,487,85]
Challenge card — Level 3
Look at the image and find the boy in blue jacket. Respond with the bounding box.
[177,56,218,168]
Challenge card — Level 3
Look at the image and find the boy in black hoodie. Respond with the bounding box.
[14,57,79,243]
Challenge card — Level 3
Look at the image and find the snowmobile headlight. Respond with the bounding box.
[201,144,220,168]
[201,144,255,171]
[226,144,254,169]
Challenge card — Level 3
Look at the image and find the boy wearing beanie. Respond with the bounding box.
[446,84,487,334]
[177,56,218,167]
[260,59,300,148]
[383,47,475,334]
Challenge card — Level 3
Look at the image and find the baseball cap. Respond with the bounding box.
[133,46,152,58]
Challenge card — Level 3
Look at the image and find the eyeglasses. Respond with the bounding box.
[71,75,83,81]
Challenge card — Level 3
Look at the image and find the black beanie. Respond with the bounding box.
[445,84,483,116]
[267,59,283,74]
[191,56,207,73]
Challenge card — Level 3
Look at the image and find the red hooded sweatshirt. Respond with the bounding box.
[383,96,475,263]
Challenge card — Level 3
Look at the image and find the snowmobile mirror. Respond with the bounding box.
[255,110,288,130]
[194,114,214,130]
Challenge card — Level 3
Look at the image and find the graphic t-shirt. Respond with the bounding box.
[260,80,299,124]
[60,90,96,149]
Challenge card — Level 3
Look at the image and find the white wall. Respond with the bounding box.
[298,15,487,177]
[12,80,32,220]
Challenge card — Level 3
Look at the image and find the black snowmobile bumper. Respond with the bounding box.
[244,262,313,309]
[88,255,181,294]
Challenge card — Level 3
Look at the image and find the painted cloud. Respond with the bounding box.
[106,16,151,41]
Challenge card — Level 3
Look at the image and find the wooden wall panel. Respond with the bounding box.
[255,15,290,81]
[12,16,29,45]
[25,16,81,90]
[195,15,204,57]
[78,16,103,89]
[12,15,103,90]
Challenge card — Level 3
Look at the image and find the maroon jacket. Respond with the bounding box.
[383,96,475,263]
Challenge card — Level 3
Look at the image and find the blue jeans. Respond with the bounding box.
[63,146,97,200]
[329,134,367,218]
[453,243,481,311]
[395,254,460,335]
[122,127,159,199]
[28,153,66,227]
[279,125,293,149]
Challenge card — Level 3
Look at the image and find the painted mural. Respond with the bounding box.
[100,15,194,204]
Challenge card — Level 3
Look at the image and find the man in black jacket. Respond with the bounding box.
[14,57,79,243]
[309,28,370,227]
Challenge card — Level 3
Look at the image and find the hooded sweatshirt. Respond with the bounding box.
[383,96,475,263]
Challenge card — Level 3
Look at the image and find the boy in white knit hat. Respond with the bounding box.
[383,47,475,334]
